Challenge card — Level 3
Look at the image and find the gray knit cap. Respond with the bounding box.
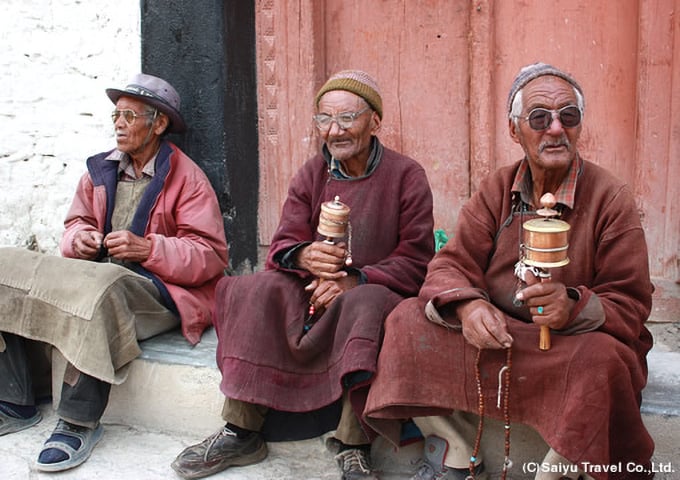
[507,62,584,115]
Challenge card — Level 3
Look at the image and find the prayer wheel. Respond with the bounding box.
[520,193,570,351]
[317,196,351,240]
[304,196,352,332]
[522,217,570,268]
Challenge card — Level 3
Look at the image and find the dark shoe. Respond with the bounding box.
[35,419,104,472]
[335,447,379,480]
[0,402,41,436]
[412,435,486,480]
[171,425,267,479]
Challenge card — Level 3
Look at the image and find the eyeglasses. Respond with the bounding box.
[313,107,370,131]
[111,109,157,126]
[518,105,582,131]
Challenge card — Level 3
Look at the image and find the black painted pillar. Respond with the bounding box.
[140,0,259,274]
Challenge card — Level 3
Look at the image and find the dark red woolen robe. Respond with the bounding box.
[365,159,655,480]
[214,143,434,415]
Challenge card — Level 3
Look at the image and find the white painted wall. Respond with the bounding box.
[0,0,140,254]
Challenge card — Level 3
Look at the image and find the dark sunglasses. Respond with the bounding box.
[521,105,582,131]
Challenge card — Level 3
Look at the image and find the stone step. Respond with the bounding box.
[76,328,680,479]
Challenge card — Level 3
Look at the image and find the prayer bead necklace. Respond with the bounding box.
[469,347,513,479]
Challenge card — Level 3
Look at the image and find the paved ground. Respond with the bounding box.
[2,397,679,480]
[0,406,351,480]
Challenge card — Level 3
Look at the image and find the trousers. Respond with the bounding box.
[222,391,368,446]
[0,300,178,428]
[414,414,595,480]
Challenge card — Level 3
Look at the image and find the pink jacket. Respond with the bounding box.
[60,141,228,344]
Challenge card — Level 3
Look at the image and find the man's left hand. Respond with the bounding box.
[305,274,359,313]
[103,230,152,263]
[515,272,575,331]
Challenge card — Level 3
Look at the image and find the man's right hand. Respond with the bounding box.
[296,241,349,280]
[72,230,104,260]
[457,298,513,350]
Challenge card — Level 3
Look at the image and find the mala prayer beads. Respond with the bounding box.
[469,347,513,479]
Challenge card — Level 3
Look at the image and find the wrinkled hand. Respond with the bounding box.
[296,241,349,280]
[457,299,513,350]
[515,271,574,331]
[72,230,104,260]
[304,274,358,313]
[103,230,152,263]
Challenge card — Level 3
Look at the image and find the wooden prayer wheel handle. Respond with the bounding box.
[539,325,551,351]
[539,273,551,351]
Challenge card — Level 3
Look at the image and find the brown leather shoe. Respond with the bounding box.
[171,426,267,479]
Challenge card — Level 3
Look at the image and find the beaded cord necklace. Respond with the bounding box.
[468,347,513,480]
[467,190,561,478]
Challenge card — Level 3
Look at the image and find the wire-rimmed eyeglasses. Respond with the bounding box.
[111,109,157,126]
[313,107,370,131]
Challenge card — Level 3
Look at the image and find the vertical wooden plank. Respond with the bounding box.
[468,0,495,192]
[635,0,678,278]
[397,1,470,233]
[669,0,680,281]
[256,0,325,245]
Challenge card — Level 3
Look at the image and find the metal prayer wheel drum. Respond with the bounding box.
[317,196,351,239]
[522,217,570,268]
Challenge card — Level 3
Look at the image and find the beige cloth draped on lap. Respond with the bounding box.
[0,247,174,384]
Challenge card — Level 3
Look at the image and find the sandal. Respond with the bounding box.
[35,419,104,472]
[0,403,41,436]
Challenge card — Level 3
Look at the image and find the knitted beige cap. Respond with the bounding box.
[315,70,383,119]
[507,62,584,115]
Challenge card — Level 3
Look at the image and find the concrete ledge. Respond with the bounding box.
[93,327,678,479]
[103,328,224,437]
[641,350,680,417]
[130,328,680,421]
[137,327,218,368]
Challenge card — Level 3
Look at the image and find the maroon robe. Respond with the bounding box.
[214,142,434,416]
[365,159,654,480]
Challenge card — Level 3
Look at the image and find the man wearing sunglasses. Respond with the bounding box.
[0,73,228,472]
[172,70,434,480]
[364,63,654,479]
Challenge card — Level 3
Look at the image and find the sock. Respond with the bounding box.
[38,421,88,464]
[338,442,371,453]
[0,400,37,419]
[225,422,256,439]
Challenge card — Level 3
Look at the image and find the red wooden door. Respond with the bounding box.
[255,0,680,283]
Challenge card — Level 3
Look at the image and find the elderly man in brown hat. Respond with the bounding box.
[0,73,228,472]
[363,63,655,480]
[171,70,435,480]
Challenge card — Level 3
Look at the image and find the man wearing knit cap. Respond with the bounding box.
[172,70,434,479]
[364,63,654,480]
